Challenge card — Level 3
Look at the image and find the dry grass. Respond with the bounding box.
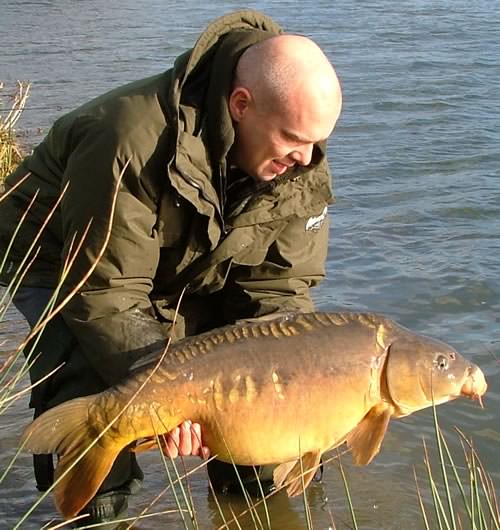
[0,81,30,184]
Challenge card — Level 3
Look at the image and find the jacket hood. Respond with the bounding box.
[169,10,282,160]
[177,10,282,90]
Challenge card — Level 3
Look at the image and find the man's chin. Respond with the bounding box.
[255,173,277,182]
[254,167,278,182]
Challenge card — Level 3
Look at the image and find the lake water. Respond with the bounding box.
[1,0,499,528]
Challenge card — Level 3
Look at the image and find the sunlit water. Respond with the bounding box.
[1,0,499,528]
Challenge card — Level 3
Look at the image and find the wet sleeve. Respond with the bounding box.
[222,210,330,321]
[56,121,166,385]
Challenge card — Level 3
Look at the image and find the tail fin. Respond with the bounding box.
[21,396,123,518]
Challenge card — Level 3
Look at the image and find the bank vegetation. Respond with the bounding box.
[0,81,30,185]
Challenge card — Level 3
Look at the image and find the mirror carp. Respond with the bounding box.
[21,312,487,519]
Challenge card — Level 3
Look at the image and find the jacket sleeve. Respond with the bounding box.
[221,210,330,321]
[55,119,167,385]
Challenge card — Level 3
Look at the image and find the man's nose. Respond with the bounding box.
[290,143,314,166]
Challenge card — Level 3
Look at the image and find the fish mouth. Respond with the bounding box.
[460,365,487,408]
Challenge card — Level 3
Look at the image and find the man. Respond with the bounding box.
[0,9,342,527]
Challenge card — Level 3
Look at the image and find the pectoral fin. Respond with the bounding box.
[273,450,321,497]
[273,460,296,490]
[346,403,392,465]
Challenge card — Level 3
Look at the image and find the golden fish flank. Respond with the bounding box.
[20,311,487,520]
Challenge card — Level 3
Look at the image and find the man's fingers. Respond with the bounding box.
[190,421,201,456]
[178,421,193,456]
[161,421,210,459]
[164,427,180,458]
[190,422,210,458]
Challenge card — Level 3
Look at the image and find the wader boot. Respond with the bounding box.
[207,460,276,497]
[72,478,142,529]
[207,457,324,498]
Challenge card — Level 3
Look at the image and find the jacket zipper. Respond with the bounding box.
[184,175,228,235]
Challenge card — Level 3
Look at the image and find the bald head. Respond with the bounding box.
[228,34,342,181]
[234,34,342,125]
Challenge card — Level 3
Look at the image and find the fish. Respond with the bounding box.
[20,312,487,519]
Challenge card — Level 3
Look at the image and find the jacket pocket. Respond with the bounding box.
[156,187,194,248]
[232,246,268,266]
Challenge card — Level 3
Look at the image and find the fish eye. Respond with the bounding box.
[434,354,449,371]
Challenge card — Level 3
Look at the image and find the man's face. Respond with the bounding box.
[228,87,340,182]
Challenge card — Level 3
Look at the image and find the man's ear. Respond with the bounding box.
[228,86,252,122]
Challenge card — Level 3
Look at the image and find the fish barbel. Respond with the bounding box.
[21,312,487,518]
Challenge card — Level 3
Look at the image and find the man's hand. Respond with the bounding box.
[160,420,210,459]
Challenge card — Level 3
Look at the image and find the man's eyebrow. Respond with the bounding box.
[281,129,315,143]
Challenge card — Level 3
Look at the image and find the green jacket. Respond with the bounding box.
[0,11,334,385]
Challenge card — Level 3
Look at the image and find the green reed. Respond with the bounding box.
[415,404,499,530]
